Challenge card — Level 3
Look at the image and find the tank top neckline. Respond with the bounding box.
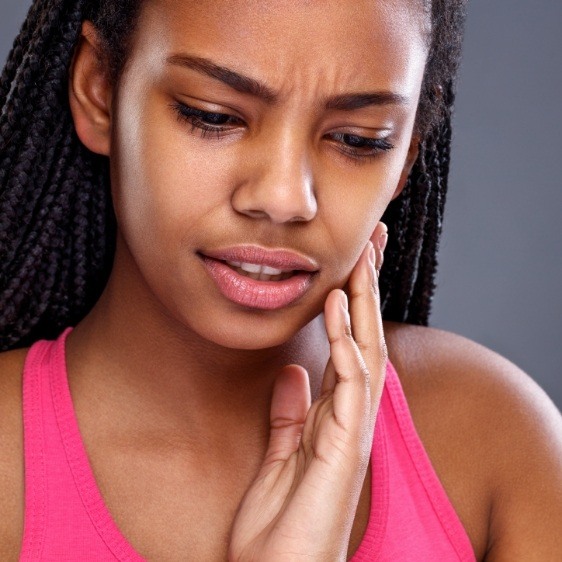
[46,327,390,561]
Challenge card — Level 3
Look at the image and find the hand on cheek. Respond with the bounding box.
[228,231,388,561]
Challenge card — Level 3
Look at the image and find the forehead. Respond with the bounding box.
[134,0,429,97]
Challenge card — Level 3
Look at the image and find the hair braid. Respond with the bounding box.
[380,155,427,321]
[4,116,76,347]
[379,0,465,324]
[406,83,454,324]
[0,0,115,350]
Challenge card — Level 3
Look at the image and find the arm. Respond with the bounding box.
[482,359,562,561]
[384,322,562,560]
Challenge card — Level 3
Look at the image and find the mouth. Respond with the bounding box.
[205,256,304,282]
[196,252,318,310]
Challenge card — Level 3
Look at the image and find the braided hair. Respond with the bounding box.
[0,0,467,351]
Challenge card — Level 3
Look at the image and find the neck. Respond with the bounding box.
[65,247,331,462]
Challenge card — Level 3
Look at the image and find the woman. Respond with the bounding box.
[0,0,561,560]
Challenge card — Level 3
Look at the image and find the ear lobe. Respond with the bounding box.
[390,135,420,201]
[68,21,112,156]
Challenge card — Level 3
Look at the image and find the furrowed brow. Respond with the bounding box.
[167,54,278,103]
[325,92,409,111]
[166,54,408,111]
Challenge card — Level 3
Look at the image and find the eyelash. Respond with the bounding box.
[171,102,395,161]
[328,133,395,162]
[172,103,242,139]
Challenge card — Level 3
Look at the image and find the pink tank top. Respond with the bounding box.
[19,328,476,561]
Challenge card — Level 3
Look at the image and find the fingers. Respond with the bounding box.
[347,237,387,420]
[323,286,372,432]
[319,222,389,426]
[262,365,311,468]
[319,356,336,397]
[320,223,387,399]
[375,224,388,277]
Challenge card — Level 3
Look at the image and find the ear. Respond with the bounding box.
[68,21,112,156]
[390,134,420,201]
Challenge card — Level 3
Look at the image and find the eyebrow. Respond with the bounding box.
[167,54,278,103]
[167,53,409,109]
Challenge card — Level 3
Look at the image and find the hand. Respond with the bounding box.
[228,226,389,562]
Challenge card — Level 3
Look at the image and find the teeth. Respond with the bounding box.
[226,263,295,281]
[226,261,285,276]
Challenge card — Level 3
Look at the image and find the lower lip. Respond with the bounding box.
[199,255,315,310]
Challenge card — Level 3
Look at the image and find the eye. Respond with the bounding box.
[171,102,243,139]
[328,132,395,162]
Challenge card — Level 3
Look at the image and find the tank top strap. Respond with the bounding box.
[19,337,52,560]
[20,329,146,561]
[350,363,390,560]
[379,360,476,561]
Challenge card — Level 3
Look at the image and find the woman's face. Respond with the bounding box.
[107,0,428,349]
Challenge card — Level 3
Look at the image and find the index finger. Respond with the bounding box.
[346,240,388,419]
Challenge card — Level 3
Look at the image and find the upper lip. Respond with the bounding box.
[200,245,319,272]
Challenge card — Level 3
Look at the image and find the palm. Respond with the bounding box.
[230,368,358,561]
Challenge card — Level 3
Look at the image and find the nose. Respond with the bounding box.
[230,132,318,224]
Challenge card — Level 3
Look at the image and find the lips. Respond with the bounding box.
[197,246,318,310]
[200,245,318,273]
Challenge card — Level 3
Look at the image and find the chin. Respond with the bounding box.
[182,304,320,351]
[206,318,304,350]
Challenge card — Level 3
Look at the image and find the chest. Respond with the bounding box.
[87,451,372,561]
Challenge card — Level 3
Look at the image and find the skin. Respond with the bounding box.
[1,0,562,560]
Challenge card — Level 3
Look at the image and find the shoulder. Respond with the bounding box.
[383,320,562,423]
[0,347,27,436]
[0,347,27,457]
[383,321,562,561]
[0,347,28,560]
[382,321,562,455]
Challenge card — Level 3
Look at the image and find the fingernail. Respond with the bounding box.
[378,232,388,253]
[366,241,377,282]
[340,291,348,311]
[368,241,376,266]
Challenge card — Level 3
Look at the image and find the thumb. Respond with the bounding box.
[262,365,311,469]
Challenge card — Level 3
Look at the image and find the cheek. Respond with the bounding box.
[110,96,239,259]
[317,155,405,273]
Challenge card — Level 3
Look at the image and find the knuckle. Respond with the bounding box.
[370,280,381,301]
[327,333,339,344]
[361,367,371,389]
[270,416,304,431]
[347,286,363,301]
[380,338,389,363]
[357,354,371,384]
[327,330,352,345]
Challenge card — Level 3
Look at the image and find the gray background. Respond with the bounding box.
[1,1,561,410]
